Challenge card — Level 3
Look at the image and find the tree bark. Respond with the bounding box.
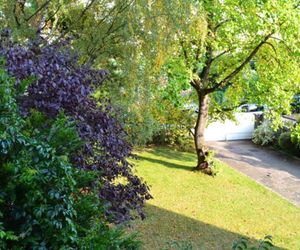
[194,92,212,174]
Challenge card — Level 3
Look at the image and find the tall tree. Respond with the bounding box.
[164,0,300,173]
[0,1,173,147]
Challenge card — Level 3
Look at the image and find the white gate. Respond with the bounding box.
[204,113,255,141]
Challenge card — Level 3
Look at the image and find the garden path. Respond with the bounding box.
[208,140,300,207]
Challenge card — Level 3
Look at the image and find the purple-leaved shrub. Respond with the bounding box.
[0,31,151,223]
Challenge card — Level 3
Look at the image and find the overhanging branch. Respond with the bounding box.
[213,19,231,32]
[205,32,274,94]
[211,49,231,61]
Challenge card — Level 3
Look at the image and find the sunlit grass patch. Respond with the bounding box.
[130,147,300,249]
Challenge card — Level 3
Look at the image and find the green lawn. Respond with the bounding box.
[129,147,300,250]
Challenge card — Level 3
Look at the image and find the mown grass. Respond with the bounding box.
[129,147,300,250]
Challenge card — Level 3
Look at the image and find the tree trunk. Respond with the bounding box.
[194,92,212,175]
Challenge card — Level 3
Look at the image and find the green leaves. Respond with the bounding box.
[0,48,141,249]
[0,67,78,248]
[291,124,300,149]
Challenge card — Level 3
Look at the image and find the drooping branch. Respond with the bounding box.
[180,39,190,68]
[264,41,277,56]
[212,49,231,61]
[213,19,231,32]
[53,0,133,46]
[270,36,293,54]
[213,102,245,114]
[79,0,97,19]
[194,41,202,66]
[39,4,62,31]
[206,32,274,94]
[25,0,53,22]
[13,2,21,27]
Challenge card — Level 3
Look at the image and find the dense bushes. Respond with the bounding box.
[152,125,194,152]
[0,32,151,223]
[0,66,141,249]
[121,106,160,146]
[0,31,146,248]
[0,71,77,248]
[291,124,300,149]
[278,132,300,156]
[252,121,276,146]
[252,118,300,157]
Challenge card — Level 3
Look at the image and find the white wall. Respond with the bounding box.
[204,113,255,141]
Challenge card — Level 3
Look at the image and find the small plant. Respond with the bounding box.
[252,121,276,146]
[164,240,193,250]
[204,149,219,176]
[232,235,273,250]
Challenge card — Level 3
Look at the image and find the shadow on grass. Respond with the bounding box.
[138,155,194,171]
[133,204,286,250]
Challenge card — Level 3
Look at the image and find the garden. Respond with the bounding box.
[0,1,300,250]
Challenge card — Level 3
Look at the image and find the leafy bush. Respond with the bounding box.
[252,121,276,146]
[153,125,194,152]
[121,106,160,146]
[79,222,141,250]
[0,67,78,248]
[0,65,141,249]
[0,33,151,223]
[291,124,300,149]
[278,132,300,156]
[151,102,195,152]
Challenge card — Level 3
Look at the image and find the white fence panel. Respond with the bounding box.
[204,113,255,141]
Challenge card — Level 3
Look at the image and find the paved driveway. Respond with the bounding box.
[207,140,300,207]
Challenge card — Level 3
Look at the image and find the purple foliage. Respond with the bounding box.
[0,35,151,223]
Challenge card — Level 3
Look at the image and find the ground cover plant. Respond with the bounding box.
[129,147,300,249]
